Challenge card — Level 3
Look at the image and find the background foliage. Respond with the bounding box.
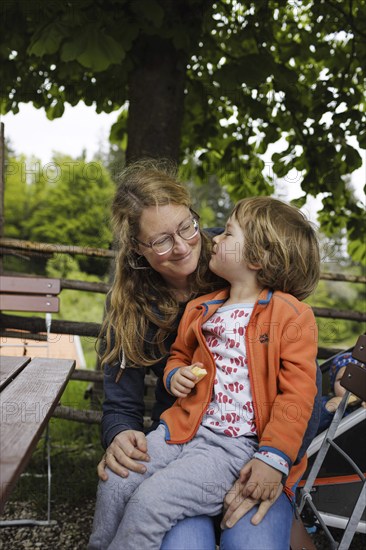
[0,0,365,262]
[4,152,114,274]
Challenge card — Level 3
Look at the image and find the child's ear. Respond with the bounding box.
[248,262,261,271]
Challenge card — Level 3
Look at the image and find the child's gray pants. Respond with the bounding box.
[88,424,258,550]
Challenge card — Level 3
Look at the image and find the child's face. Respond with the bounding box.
[210,216,256,282]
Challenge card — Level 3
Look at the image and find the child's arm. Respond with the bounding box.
[169,363,206,397]
[259,306,318,465]
[163,299,205,393]
[238,458,283,502]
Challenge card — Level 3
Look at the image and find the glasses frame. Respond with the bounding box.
[132,212,200,256]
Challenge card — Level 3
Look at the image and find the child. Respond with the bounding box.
[88,197,320,550]
[318,351,364,433]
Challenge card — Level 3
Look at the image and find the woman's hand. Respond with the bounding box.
[97,430,150,481]
[221,459,283,529]
[170,363,203,398]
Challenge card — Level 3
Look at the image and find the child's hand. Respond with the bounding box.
[326,394,362,413]
[239,458,283,502]
[221,473,283,529]
[170,363,204,398]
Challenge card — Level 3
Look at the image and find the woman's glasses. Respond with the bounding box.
[133,216,200,256]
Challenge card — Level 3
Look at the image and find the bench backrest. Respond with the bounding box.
[0,275,60,313]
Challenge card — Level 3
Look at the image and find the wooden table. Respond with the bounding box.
[0,356,75,514]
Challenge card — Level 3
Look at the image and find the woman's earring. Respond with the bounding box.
[127,252,150,270]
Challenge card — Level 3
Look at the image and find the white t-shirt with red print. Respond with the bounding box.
[200,302,289,477]
[201,303,255,437]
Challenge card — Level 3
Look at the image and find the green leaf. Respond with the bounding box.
[272,160,290,178]
[347,238,366,265]
[110,111,128,144]
[60,33,86,62]
[291,196,307,208]
[358,130,366,149]
[76,30,125,71]
[344,145,363,171]
[46,101,65,120]
[28,21,67,56]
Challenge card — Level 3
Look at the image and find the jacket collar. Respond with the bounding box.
[190,287,273,318]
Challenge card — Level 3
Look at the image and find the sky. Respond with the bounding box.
[1,101,365,224]
[0,102,119,163]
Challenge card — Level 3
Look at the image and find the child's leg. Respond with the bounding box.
[87,466,144,550]
[87,425,180,550]
[107,426,257,550]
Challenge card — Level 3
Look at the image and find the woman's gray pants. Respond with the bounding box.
[88,424,257,550]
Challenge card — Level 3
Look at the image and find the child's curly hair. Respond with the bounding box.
[231,197,320,300]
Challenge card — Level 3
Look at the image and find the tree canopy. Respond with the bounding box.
[0,0,365,262]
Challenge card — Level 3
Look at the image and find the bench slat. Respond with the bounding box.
[0,276,61,295]
[0,356,31,391]
[0,357,75,512]
[1,295,59,313]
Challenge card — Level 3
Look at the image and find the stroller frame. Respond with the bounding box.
[298,335,366,549]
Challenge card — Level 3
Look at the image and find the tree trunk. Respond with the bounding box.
[126,36,188,163]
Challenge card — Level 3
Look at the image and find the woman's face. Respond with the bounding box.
[136,204,201,289]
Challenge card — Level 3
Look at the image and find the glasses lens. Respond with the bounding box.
[152,235,174,255]
[151,218,199,255]
[180,218,199,240]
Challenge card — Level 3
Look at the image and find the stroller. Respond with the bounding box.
[297,334,366,549]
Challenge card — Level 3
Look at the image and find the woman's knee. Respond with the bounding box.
[161,515,216,550]
[220,494,293,550]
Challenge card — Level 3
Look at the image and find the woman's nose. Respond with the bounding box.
[172,234,190,253]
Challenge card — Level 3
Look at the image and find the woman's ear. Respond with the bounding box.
[131,241,143,256]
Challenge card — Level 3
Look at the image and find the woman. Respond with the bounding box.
[89,160,297,549]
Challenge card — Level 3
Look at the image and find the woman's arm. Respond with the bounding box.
[98,362,149,479]
[101,361,146,448]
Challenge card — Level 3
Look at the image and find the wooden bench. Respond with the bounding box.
[0,275,60,347]
[0,355,75,518]
[0,274,66,526]
[0,274,60,346]
[0,275,60,313]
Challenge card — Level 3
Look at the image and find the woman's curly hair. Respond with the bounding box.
[101,159,223,368]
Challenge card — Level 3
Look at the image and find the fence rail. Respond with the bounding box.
[1,238,365,285]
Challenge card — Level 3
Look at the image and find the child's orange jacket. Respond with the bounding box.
[162,287,319,489]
